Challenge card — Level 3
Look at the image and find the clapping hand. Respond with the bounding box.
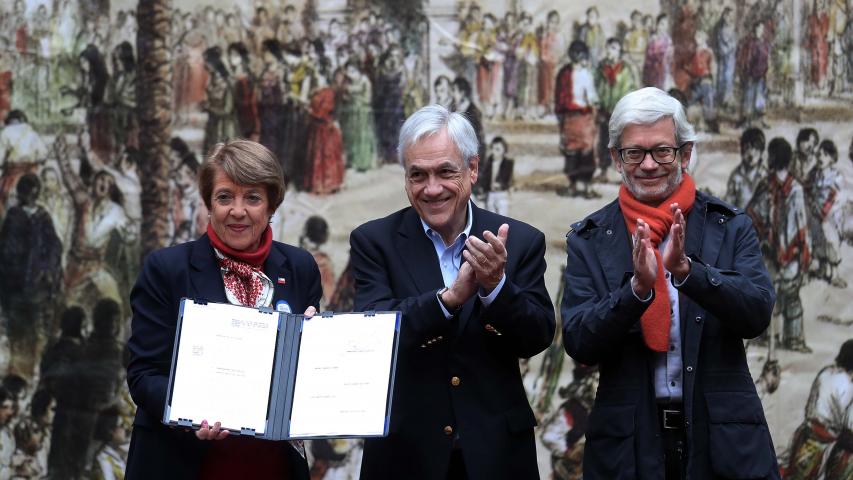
[463,223,509,294]
[662,203,690,282]
[440,260,479,310]
[631,218,657,298]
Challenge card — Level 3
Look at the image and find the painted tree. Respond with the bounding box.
[136,0,173,259]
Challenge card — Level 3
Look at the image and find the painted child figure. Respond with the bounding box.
[726,127,767,210]
[805,140,845,289]
[477,136,514,216]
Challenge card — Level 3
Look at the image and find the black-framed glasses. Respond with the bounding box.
[617,144,687,165]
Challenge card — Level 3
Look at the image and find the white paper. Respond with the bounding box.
[288,313,398,438]
[167,300,279,434]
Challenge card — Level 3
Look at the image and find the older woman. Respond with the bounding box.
[125,140,320,479]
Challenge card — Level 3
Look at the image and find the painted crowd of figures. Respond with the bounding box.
[450,0,853,123]
[0,0,851,479]
[169,1,436,194]
[448,0,853,200]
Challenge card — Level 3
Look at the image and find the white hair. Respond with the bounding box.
[608,87,698,169]
[397,104,479,166]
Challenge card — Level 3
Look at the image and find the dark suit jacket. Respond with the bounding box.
[125,234,321,479]
[561,191,781,479]
[351,204,555,480]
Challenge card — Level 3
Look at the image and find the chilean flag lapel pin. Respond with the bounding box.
[277,277,286,285]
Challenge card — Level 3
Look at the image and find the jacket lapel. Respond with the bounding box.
[684,196,706,263]
[189,235,297,311]
[681,195,708,360]
[189,234,228,303]
[696,196,725,268]
[594,203,633,292]
[265,245,296,312]
[456,204,491,336]
[394,208,445,293]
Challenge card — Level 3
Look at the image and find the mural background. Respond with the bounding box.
[0,0,851,478]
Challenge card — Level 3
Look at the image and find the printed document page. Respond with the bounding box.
[288,313,397,437]
[166,300,278,434]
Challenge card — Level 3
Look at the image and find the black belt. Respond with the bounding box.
[657,402,686,479]
[657,403,684,430]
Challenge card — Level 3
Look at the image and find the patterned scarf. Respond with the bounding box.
[207,223,273,307]
[205,223,306,458]
[618,173,696,352]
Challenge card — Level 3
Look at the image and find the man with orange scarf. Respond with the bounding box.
[561,87,780,480]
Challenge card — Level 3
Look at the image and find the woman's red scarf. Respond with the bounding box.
[202,224,291,479]
[618,173,696,352]
[206,223,273,306]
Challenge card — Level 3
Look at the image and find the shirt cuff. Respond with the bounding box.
[672,258,692,288]
[437,290,454,319]
[478,274,506,307]
[630,276,653,303]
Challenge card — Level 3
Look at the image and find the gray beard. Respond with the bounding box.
[621,166,683,204]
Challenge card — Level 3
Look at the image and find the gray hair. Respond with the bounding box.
[397,104,479,166]
[608,87,698,167]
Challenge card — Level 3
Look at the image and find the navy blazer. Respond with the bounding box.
[351,204,555,480]
[125,234,321,480]
[561,191,781,479]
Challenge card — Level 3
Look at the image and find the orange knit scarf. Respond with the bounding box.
[618,173,696,352]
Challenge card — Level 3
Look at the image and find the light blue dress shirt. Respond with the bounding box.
[420,201,506,318]
[631,236,690,402]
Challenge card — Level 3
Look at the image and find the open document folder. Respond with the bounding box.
[162,299,400,440]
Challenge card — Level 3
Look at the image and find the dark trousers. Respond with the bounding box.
[663,428,686,479]
[658,403,687,480]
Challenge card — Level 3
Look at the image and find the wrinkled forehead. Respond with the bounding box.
[404,134,464,170]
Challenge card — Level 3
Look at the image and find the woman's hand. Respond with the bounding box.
[304,306,317,318]
[195,420,230,441]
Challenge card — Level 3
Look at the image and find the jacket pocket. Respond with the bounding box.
[584,404,636,479]
[705,391,775,478]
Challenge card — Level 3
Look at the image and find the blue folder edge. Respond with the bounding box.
[161,300,402,441]
[162,297,189,428]
[162,298,277,437]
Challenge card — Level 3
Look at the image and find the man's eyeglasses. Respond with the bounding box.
[617,144,687,165]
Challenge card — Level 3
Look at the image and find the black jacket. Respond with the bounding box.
[125,234,321,479]
[351,204,554,480]
[562,191,781,479]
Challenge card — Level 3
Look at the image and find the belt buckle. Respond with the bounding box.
[662,409,682,430]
